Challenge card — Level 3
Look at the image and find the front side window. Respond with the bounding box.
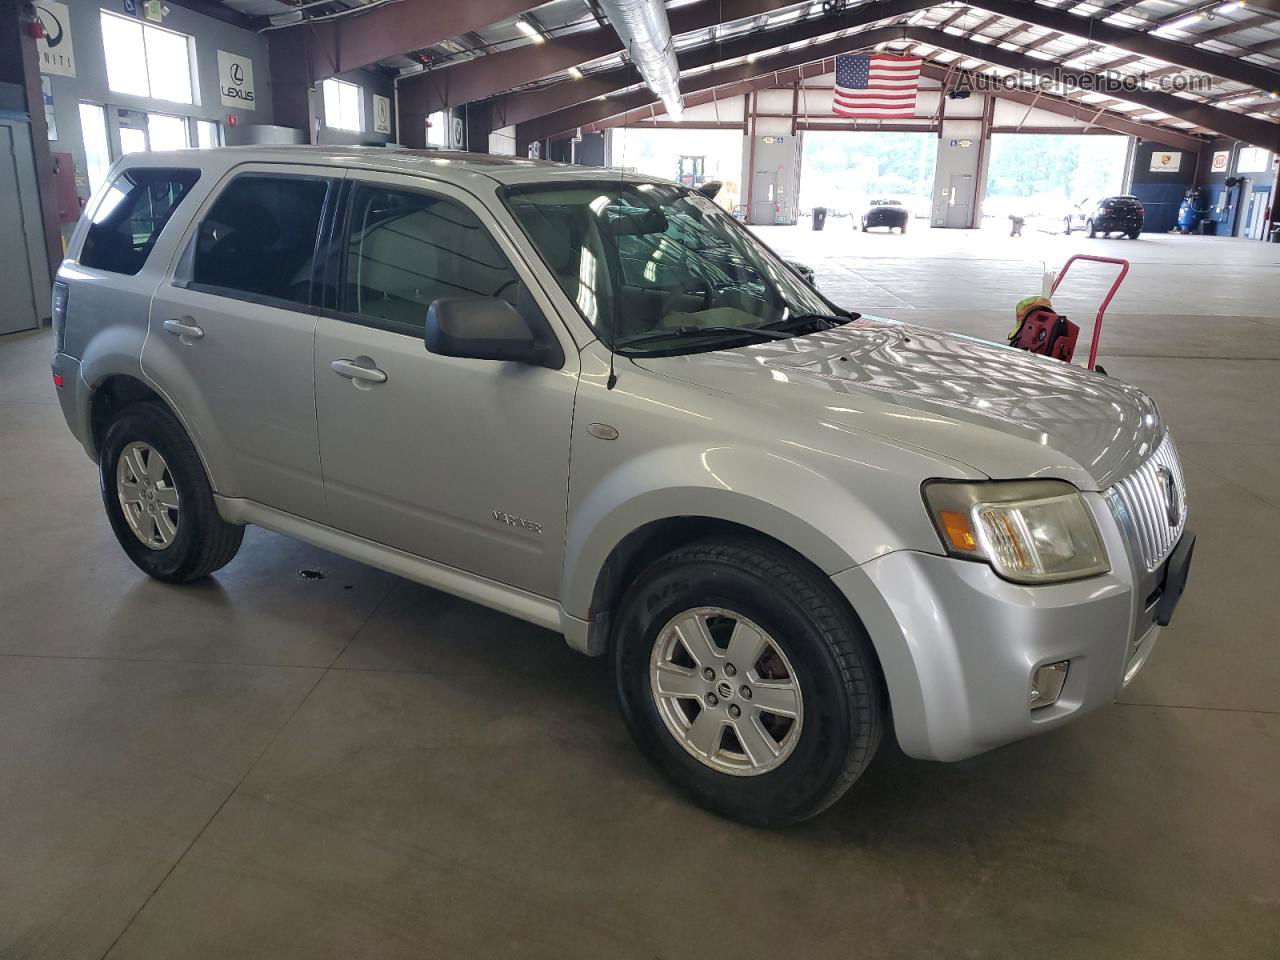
[80,168,200,275]
[322,78,363,131]
[505,181,836,352]
[100,11,194,104]
[339,185,520,332]
[191,175,329,307]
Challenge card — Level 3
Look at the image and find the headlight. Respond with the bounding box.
[923,479,1109,584]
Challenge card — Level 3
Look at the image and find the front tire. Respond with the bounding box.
[100,402,244,582]
[612,538,884,826]
[1064,218,1073,235]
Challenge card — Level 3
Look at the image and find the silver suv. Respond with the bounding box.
[50,147,1194,825]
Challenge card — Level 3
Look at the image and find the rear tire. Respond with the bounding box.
[612,538,884,826]
[100,402,244,583]
[1127,229,1140,239]
[1086,219,1097,238]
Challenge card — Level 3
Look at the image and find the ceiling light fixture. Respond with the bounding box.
[516,18,545,44]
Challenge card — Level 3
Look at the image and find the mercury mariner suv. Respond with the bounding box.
[50,147,1194,825]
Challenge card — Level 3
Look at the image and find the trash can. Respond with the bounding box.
[812,206,827,231]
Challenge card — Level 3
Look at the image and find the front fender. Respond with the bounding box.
[560,441,942,622]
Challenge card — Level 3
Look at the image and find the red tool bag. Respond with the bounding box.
[1009,304,1079,363]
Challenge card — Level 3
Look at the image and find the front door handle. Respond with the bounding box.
[163,318,204,340]
[330,358,388,384]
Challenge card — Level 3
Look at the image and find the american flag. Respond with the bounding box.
[833,53,922,119]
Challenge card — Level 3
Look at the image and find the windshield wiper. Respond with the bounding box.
[761,312,857,333]
[615,324,791,351]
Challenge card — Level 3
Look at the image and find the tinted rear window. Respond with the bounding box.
[80,168,200,276]
[190,174,330,308]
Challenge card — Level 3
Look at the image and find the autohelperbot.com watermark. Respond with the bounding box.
[953,67,1217,97]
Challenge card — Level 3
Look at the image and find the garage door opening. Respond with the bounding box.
[983,133,1130,233]
[799,131,937,224]
[611,127,745,210]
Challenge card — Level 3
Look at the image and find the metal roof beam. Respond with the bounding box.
[400,0,803,115]
[266,0,541,83]
[518,23,1278,148]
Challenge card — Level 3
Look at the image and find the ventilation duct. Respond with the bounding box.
[596,0,684,120]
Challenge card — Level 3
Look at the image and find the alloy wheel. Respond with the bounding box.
[649,606,803,776]
[116,441,180,550]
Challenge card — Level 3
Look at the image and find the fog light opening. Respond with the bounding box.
[1030,660,1070,710]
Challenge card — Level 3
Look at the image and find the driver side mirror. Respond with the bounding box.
[425,297,562,368]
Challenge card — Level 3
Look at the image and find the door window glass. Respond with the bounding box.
[80,167,200,275]
[191,175,329,307]
[340,185,520,332]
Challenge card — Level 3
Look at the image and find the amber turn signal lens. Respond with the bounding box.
[938,510,977,551]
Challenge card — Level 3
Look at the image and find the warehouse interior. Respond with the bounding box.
[2,0,1280,956]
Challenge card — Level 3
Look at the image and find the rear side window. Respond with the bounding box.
[80,168,199,275]
[191,174,330,308]
[338,184,520,332]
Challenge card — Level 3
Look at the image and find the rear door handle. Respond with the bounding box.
[330,358,387,384]
[163,318,204,340]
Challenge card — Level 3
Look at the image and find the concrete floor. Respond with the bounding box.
[2,228,1279,959]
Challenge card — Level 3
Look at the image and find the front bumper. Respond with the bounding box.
[832,516,1192,762]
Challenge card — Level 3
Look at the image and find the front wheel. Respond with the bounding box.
[1064,218,1073,235]
[612,539,884,826]
[100,402,244,582]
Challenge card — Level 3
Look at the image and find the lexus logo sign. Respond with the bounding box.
[217,51,256,110]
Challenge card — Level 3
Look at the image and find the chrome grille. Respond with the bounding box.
[1106,435,1188,573]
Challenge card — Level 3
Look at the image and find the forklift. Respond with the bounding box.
[677,155,706,189]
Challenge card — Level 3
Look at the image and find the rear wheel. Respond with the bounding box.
[612,538,884,826]
[1127,229,1140,239]
[1086,219,1097,238]
[100,403,244,582]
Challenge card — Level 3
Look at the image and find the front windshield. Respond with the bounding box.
[504,180,838,354]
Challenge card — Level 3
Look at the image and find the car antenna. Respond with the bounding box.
[605,43,635,393]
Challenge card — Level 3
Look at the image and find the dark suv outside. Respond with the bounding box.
[1067,195,1145,239]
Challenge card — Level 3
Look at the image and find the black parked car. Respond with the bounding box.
[860,199,910,233]
[1064,195,1144,239]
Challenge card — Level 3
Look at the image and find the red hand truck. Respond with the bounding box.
[1049,254,1129,372]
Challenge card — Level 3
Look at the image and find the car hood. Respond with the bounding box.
[631,317,1162,491]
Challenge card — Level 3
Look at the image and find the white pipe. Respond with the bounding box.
[597,0,683,121]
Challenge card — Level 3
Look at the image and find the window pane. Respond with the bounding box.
[147,113,188,151]
[323,80,342,128]
[120,127,148,155]
[322,78,361,131]
[341,186,518,330]
[78,103,112,198]
[143,26,193,105]
[192,175,329,306]
[80,168,200,275]
[340,81,361,130]
[101,13,149,98]
[195,120,220,149]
